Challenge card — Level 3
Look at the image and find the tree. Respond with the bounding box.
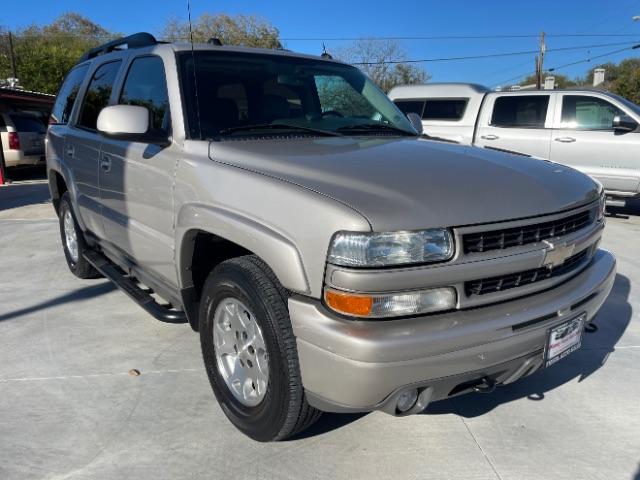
[335,39,430,92]
[518,72,576,89]
[161,13,281,49]
[0,13,116,94]
[582,59,640,104]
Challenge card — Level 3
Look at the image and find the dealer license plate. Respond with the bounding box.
[544,313,586,368]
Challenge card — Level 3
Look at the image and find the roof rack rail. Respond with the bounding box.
[79,32,157,62]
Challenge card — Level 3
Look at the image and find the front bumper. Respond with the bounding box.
[289,249,616,414]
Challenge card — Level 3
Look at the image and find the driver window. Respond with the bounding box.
[119,56,170,133]
[561,95,624,130]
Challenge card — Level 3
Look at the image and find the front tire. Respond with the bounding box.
[58,192,99,279]
[199,255,321,441]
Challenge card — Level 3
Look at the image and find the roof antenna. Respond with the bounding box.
[321,42,332,59]
[187,0,202,139]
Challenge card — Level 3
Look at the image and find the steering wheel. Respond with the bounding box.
[322,110,344,118]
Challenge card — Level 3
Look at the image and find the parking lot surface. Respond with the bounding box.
[1,178,639,480]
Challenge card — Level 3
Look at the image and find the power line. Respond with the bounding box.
[494,43,640,86]
[351,41,640,65]
[282,33,640,41]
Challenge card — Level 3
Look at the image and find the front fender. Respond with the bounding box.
[176,203,310,294]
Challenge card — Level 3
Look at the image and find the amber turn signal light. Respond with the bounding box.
[324,289,373,317]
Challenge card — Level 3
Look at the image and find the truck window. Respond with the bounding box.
[119,56,170,132]
[50,64,89,125]
[491,95,549,128]
[423,99,468,121]
[77,60,122,130]
[560,95,624,130]
[9,114,46,133]
[393,100,425,117]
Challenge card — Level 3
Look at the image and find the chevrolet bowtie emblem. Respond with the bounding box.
[542,240,575,268]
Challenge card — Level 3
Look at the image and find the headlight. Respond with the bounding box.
[328,229,454,267]
[324,287,457,318]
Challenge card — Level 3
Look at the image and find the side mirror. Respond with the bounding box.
[97,105,169,145]
[613,114,638,133]
[406,112,423,135]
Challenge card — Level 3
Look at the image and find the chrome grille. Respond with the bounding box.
[463,209,594,254]
[465,248,590,296]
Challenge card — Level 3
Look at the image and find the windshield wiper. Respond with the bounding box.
[218,123,342,137]
[336,123,416,136]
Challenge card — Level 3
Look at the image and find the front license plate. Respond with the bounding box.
[545,313,585,368]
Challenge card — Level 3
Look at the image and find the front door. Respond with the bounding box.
[99,55,177,286]
[549,93,640,194]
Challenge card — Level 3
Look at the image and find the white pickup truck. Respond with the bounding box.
[389,83,640,206]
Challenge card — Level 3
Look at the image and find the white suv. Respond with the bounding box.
[0,111,46,168]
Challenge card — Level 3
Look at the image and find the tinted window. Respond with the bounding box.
[50,64,89,125]
[315,75,377,118]
[119,56,170,132]
[491,95,549,128]
[423,99,468,120]
[78,61,122,130]
[561,95,624,130]
[9,114,46,133]
[179,51,415,139]
[394,100,425,116]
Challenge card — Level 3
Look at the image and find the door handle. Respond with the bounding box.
[481,134,499,141]
[554,137,576,143]
[65,145,74,157]
[100,154,111,173]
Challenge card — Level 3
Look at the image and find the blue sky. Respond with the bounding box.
[1,0,639,86]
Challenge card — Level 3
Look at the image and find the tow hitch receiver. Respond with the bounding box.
[472,376,497,394]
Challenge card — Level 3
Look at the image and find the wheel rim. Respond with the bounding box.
[63,207,79,263]
[213,298,269,407]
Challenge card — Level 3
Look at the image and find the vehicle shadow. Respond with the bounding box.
[426,273,632,418]
[0,282,115,323]
[0,180,50,212]
[287,412,369,441]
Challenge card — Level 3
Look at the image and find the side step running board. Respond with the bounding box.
[84,250,188,324]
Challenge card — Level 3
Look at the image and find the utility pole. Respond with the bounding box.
[8,31,17,81]
[535,31,546,90]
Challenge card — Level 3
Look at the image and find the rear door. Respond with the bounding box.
[98,55,177,286]
[549,93,640,195]
[475,93,554,158]
[66,60,122,239]
[48,62,89,173]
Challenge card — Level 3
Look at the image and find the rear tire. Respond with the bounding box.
[58,192,99,279]
[199,255,321,441]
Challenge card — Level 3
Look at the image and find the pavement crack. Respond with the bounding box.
[450,399,504,480]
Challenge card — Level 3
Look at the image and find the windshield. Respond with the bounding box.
[178,51,417,139]
[609,93,640,117]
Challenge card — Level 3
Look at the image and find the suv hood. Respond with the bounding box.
[208,137,600,231]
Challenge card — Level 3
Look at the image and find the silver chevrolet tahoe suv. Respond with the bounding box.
[47,33,616,442]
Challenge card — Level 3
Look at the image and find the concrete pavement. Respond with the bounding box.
[1,180,639,480]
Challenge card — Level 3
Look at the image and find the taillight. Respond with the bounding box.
[8,132,20,150]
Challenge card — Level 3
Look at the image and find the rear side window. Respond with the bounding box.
[491,95,549,128]
[119,56,170,132]
[9,114,46,133]
[423,99,468,121]
[77,61,122,130]
[393,100,425,117]
[50,64,89,125]
[561,95,624,130]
